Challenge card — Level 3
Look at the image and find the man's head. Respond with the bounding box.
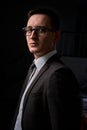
[23,8,60,59]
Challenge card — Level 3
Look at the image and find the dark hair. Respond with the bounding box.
[27,7,60,31]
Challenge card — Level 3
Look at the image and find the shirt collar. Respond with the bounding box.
[34,50,57,71]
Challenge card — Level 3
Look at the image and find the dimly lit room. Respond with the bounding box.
[3,0,87,130]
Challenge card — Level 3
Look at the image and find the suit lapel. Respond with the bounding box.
[23,63,48,108]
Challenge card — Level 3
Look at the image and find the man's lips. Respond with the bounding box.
[30,42,38,47]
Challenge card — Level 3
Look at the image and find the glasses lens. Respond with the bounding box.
[22,26,54,36]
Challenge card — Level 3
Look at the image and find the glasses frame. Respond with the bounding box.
[22,26,55,36]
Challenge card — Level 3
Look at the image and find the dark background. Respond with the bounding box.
[2,0,87,130]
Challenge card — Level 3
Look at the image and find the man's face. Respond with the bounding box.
[26,14,59,59]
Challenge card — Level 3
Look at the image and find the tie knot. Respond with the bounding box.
[28,62,36,80]
[29,62,36,75]
[30,62,36,70]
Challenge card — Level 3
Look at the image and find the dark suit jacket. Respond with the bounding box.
[12,54,81,130]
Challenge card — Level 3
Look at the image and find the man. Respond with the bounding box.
[12,7,81,130]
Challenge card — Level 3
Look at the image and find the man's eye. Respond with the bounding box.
[39,28,46,33]
[28,28,32,32]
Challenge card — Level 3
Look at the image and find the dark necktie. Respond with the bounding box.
[28,62,37,80]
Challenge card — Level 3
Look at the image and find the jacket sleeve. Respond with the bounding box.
[46,67,81,130]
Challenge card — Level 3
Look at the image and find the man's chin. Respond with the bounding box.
[30,49,38,54]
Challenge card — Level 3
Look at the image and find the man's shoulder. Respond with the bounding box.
[47,57,66,74]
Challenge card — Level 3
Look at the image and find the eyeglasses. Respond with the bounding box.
[22,26,54,36]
